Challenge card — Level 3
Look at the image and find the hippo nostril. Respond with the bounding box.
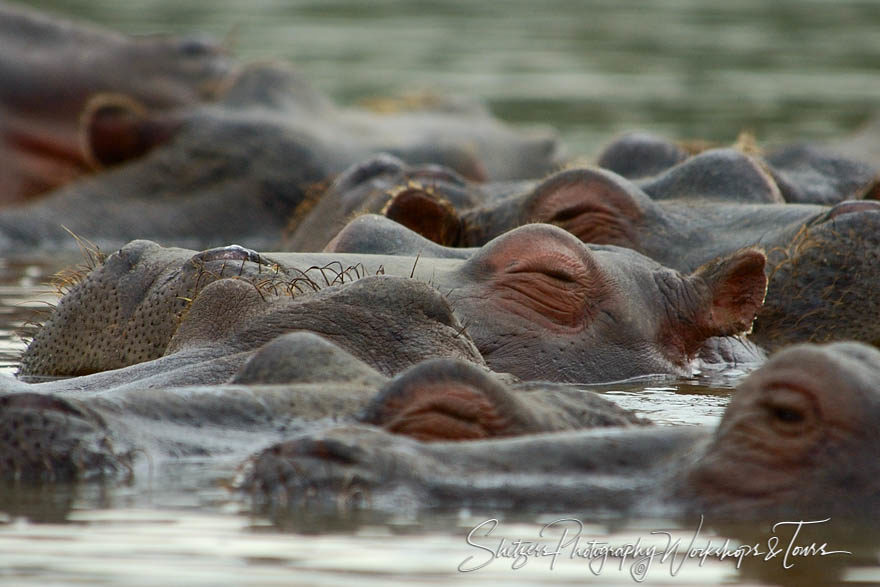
[176,37,215,57]
[821,200,880,222]
[338,154,406,189]
[190,244,263,265]
[408,165,468,187]
[305,438,364,466]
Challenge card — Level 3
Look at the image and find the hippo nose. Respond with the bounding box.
[823,200,880,222]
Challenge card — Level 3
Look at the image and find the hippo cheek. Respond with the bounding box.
[523,168,646,250]
[359,359,538,441]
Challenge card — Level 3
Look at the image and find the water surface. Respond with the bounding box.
[4,1,880,584]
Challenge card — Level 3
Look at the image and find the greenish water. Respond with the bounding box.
[22,0,880,156]
[4,1,880,584]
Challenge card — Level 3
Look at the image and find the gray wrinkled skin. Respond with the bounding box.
[1,340,646,483]
[364,163,880,350]
[20,223,767,383]
[241,342,880,522]
[0,60,564,252]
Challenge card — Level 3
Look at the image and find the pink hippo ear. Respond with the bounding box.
[685,249,768,353]
[79,93,182,169]
[382,185,463,246]
[523,168,648,250]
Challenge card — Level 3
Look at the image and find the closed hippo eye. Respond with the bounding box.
[496,249,607,329]
[461,224,612,331]
[525,168,645,250]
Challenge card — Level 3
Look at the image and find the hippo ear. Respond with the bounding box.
[382,185,463,246]
[687,249,767,349]
[79,93,182,169]
[523,168,648,249]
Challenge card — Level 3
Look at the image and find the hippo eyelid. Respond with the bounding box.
[502,252,588,285]
[757,384,820,436]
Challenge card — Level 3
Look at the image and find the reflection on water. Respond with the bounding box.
[4,0,880,583]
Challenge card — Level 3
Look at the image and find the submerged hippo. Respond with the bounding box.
[370,164,880,350]
[19,273,485,388]
[0,335,644,483]
[19,223,767,383]
[0,57,563,252]
[597,131,879,204]
[241,341,880,521]
[0,1,234,204]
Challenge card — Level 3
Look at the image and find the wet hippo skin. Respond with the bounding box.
[241,342,880,522]
[19,224,767,384]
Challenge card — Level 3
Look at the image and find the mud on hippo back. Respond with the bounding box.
[0,58,564,253]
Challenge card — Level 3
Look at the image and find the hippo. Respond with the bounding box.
[282,153,528,253]
[0,1,235,204]
[0,58,564,252]
[18,223,767,383]
[0,335,645,483]
[371,164,880,350]
[596,131,879,204]
[19,272,485,388]
[240,341,880,522]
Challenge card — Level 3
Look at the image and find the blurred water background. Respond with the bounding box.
[2,1,880,584]
[24,0,880,156]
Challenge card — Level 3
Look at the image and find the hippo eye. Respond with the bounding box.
[760,386,817,436]
[771,405,804,424]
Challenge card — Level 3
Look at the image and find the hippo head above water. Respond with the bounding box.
[20,224,768,384]
[240,341,880,521]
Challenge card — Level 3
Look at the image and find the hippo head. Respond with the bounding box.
[444,224,767,382]
[683,342,880,519]
[0,393,132,483]
[285,153,481,252]
[753,200,880,349]
[379,167,664,252]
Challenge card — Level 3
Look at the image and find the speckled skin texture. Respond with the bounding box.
[20,224,767,383]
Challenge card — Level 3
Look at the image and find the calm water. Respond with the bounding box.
[22,0,880,156]
[4,0,880,584]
